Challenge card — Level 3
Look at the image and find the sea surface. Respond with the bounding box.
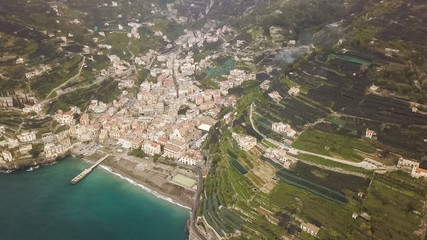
[0,157,189,240]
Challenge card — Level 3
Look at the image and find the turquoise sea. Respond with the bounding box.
[0,157,189,240]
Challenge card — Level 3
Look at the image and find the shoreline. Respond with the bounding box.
[1,154,195,211]
[0,154,69,173]
[0,154,194,211]
[72,154,196,210]
[98,164,192,211]
[1,153,201,238]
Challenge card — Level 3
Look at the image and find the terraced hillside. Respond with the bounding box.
[1,0,426,239]
[257,0,427,159]
[199,0,427,239]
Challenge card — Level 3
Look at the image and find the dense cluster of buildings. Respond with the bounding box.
[45,58,244,166]
[0,125,71,162]
[220,69,256,95]
[0,19,253,167]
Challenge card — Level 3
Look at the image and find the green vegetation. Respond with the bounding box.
[355,171,427,240]
[199,76,220,90]
[329,54,372,66]
[281,77,298,88]
[0,111,23,129]
[0,33,38,61]
[291,162,370,193]
[47,77,120,114]
[149,16,185,41]
[128,34,161,56]
[29,143,43,158]
[131,148,147,159]
[106,32,130,56]
[269,167,427,239]
[293,128,375,162]
[55,125,69,134]
[1,0,426,239]
[205,59,236,76]
[270,182,357,239]
[261,139,276,149]
[202,192,244,236]
[153,154,160,162]
[137,69,150,85]
[277,169,348,204]
[159,157,177,167]
[202,129,285,239]
[231,160,248,174]
[31,55,83,99]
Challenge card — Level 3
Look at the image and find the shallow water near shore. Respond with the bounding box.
[0,157,189,240]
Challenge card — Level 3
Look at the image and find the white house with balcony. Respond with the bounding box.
[143,141,161,156]
[17,131,37,143]
[2,149,13,161]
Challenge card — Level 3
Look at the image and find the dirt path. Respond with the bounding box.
[40,56,86,106]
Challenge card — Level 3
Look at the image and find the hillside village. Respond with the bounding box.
[1,0,427,239]
[0,21,251,168]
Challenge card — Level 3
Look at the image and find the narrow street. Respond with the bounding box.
[189,167,207,240]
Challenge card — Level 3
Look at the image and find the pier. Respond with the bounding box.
[70,154,110,184]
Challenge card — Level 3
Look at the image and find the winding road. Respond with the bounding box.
[249,102,385,170]
[189,167,207,240]
[43,56,86,102]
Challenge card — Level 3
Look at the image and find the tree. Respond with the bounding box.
[29,143,43,158]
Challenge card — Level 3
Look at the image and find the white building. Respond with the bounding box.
[268,91,282,102]
[178,150,203,166]
[169,128,186,143]
[365,128,376,139]
[19,144,33,155]
[99,129,108,143]
[88,100,108,113]
[288,87,300,96]
[412,167,427,178]
[23,104,42,113]
[140,81,151,92]
[272,122,289,133]
[54,110,74,125]
[2,149,13,161]
[7,138,19,149]
[164,139,187,159]
[300,222,320,236]
[117,136,133,149]
[397,158,419,171]
[44,143,65,159]
[17,131,37,143]
[232,133,257,151]
[272,122,296,137]
[143,142,161,156]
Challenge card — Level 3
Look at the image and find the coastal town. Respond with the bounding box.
[0,3,248,168]
[1,0,427,239]
[0,5,277,237]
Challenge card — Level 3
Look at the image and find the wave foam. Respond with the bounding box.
[99,165,191,211]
